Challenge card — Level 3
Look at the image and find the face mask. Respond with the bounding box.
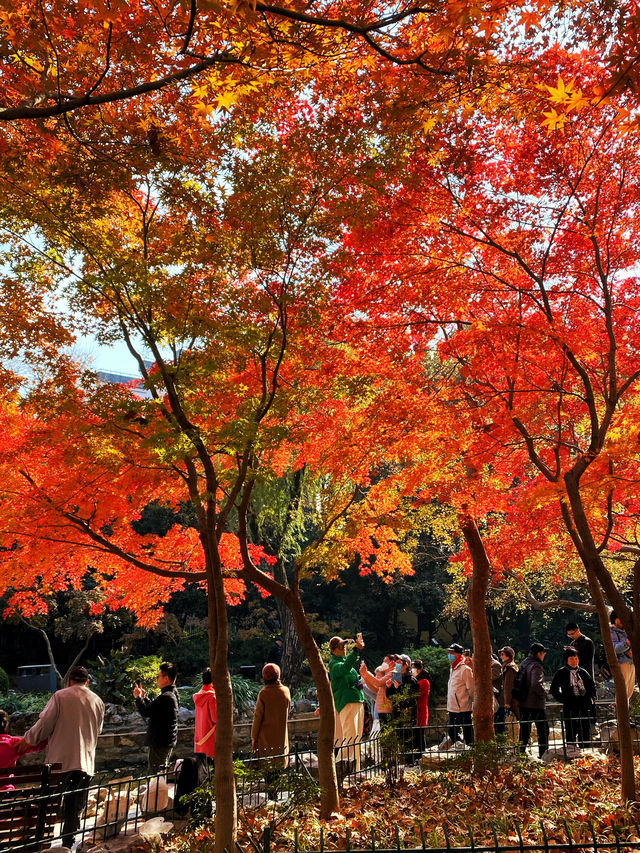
[379,662,390,672]
[411,668,418,677]
[447,653,456,663]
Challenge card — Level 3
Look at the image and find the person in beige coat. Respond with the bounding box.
[20,665,104,848]
[251,664,291,769]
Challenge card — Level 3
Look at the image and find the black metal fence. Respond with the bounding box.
[2,703,634,852]
[2,769,178,851]
[261,823,640,853]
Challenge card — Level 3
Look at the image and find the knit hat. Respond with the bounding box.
[262,663,281,682]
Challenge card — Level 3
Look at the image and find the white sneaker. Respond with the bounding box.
[438,736,453,751]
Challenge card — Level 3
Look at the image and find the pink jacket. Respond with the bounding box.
[193,686,217,758]
[360,668,392,714]
[0,735,46,790]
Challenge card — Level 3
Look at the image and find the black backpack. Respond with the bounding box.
[510,664,529,702]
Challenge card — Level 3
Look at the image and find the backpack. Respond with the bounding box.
[510,664,529,703]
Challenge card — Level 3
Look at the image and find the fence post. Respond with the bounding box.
[263,824,271,853]
[563,820,574,853]
[560,712,568,762]
[540,820,549,853]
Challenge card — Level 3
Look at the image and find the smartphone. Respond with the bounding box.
[391,662,402,685]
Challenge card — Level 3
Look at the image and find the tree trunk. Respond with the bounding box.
[205,550,237,853]
[278,602,305,688]
[560,478,636,800]
[237,499,340,818]
[20,619,64,687]
[285,586,339,817]
[271,553,305,687]
[584,567,636,801]
[459,513,494,742]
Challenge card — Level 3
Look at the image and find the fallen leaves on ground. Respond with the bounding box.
[169,754,640,852]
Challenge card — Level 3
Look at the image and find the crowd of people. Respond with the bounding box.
[0,612,634,845]
[442,614,634,758]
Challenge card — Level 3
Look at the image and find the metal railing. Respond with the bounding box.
[260,823,640,853]
[2,769,178,851]
[3,703,634,851]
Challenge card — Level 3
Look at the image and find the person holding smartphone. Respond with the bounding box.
[134,661,179,773]
[329,634,365,771]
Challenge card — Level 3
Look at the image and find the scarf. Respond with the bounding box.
[569,667,586,697]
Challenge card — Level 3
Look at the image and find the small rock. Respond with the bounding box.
[178,707,195,723]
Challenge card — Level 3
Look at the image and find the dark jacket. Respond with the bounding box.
[499,661,519,713]
[572,635,595,680]
[550,665,596,710]
[136,685,179,748]
[519,654,547,710]
[386,672,419,721]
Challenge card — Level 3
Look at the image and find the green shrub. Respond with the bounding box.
[87,650,163,706]
[0,691,50,714]
[231,675,260,716]
[0,666,9,695]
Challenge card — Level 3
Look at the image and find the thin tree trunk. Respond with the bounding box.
[205,548,237,853]
[459,513,494,742]
[584,567,636,801]
[278,603,305,688]
[238,495,340,818]
[63,630,97,683]
[20,619,63,687]
[560,481,636,800]
[285,586,339,817]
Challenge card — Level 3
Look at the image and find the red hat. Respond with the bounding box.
[329,636,347,652]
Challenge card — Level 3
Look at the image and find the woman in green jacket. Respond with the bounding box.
[329,635,365,770]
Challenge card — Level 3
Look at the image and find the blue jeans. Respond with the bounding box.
[448,711,474,744]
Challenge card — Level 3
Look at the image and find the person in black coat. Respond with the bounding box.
[134,661,179,772]
[550,646,596,749]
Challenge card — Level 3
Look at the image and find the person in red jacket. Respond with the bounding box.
[0,710,45,787]
[412,660,431,726]
[193,668,217,760]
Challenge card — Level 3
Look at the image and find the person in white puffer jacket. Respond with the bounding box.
[441,644,474,750]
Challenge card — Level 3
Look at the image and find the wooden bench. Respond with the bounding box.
[0,764,65,850]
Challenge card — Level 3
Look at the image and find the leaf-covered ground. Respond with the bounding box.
[174,754,640,852]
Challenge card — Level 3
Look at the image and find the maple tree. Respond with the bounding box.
[338,50,640,793]
[0,95,427,847]
[0,0,512,122]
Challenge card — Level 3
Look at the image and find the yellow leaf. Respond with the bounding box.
[216,91,237,111]
[545,76,575,104]
[194,101,214,116]
[541,108,567,133]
